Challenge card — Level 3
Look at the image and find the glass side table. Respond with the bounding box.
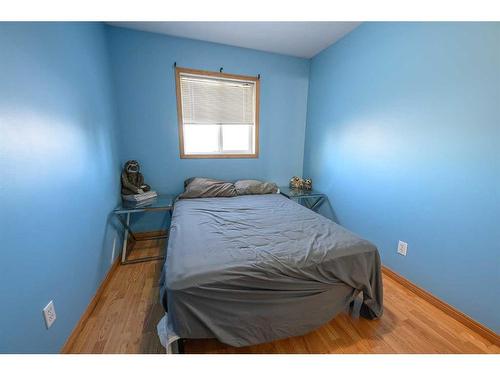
[279,186,327,212]
[113,194,175,264]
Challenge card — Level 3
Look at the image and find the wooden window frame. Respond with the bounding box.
[175,67,260,159]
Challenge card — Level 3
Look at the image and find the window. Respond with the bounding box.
[175,67,259,158]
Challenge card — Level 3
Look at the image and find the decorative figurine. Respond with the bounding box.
[121,160,151,195]
[303,178,313,190]
[289,176,313,190]
[289,176,303,189]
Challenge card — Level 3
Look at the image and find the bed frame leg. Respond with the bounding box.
[177,339,185,354]
[167,339,185,354]
[166,340,179,354]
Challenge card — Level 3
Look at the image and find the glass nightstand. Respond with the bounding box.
[113,194,175,264]
[279,186,327,212]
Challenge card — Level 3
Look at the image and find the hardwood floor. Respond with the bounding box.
[66,238,499,354]
[66,239,166,354]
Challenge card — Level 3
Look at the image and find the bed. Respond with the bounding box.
[158,193,383,349]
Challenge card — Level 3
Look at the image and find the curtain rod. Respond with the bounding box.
[173,62,260,80]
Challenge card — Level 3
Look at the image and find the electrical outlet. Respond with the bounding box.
[43,300,57,329]
[397,240,408,256]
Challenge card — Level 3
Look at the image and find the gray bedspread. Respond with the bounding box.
[161,194,383,347]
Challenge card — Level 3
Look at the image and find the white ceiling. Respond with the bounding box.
[107,22,361,58]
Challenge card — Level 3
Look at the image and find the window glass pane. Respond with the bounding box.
[222,125,252,152]
[183,125,220,153]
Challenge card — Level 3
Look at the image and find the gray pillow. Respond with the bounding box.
[179,177,237,199]
[183,177,195,189]
[235,179,278,195]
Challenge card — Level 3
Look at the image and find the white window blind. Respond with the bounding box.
[177,69,258,158]
[180,75,255,125]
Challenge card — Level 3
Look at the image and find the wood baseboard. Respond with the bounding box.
[61,255,121,353]
[382,265,499,346]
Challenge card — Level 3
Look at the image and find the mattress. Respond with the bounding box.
[160,194,383,347]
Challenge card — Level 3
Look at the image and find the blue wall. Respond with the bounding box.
[303,22,500,333]
[106,26,310,230]
[0,23,122,352]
